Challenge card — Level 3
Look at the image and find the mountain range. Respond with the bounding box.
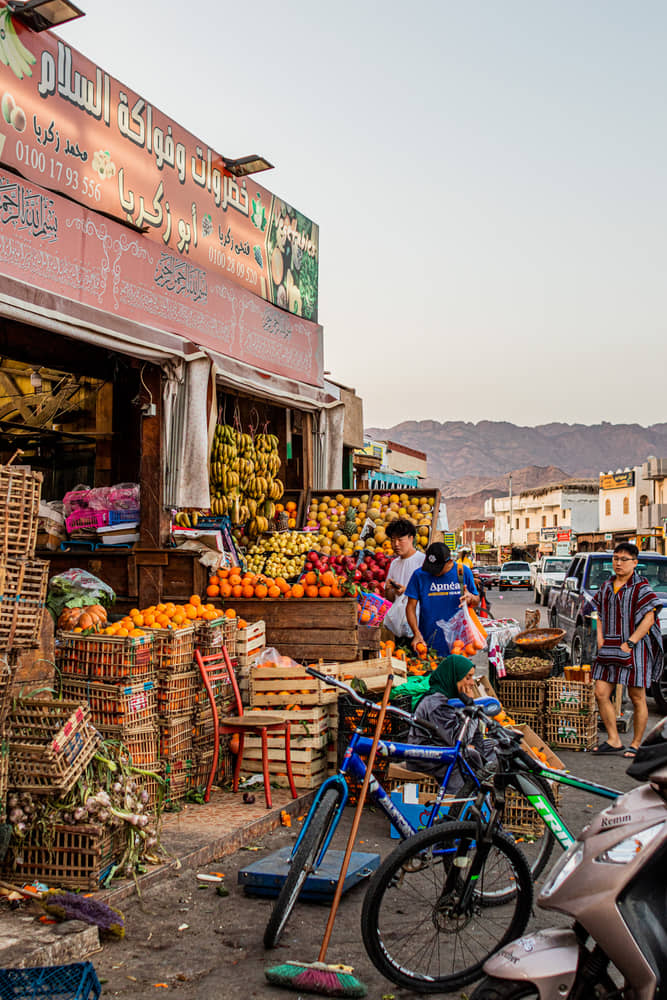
[365,420,667,528]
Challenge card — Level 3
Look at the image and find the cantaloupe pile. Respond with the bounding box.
[304,492,436,557]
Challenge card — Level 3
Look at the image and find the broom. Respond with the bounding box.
[265,675,393,998]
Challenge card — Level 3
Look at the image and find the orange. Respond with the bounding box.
[255,584,268,599]
[304,571,317,587]
[318,585,331,598]
[331,583,342,597]
[232,584,243,598]
[305,585,319,598]
[219,582,232,598]
[291,583,305,598]
[229,733,240,754]
[208,576,219,587]
[320,571,336,588]
[183,604,197,619]
[116,627,129,637]
[206,584,220,597]
[225,608,236,619]
[267,585,280,599]
[172,613,186,626]
[241,584,255,598]
[143,613,156,627]
[275,577,289,594]
[360,609,372,623]
[237,618,248,629]
[156,614,170,627]
[218,568,230,579]
[190,594,202,606]
[131,613,144,627]
[129,628,145,637]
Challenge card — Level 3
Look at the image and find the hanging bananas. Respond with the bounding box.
[208,422,285,530]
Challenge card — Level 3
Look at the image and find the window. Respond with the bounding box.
[515,519,519,530]
[525,518,530,529]
[553,514,558,526]
[542,515,547,528]
[605,499,611,516]
[623,497,630,515]
[640,494,649,510]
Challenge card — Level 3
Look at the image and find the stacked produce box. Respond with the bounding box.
[545,674,598,750]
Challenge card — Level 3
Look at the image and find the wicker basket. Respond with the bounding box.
[159,715,193,760]
[545,712,598,751]
[56,631,154,682]
[3,822,122,891]
[496,678,546,713]
[513,628,566,652]
[157,670,198,718]
[59,677,156,732]
[0,558,48,650]
[195,616,237,658]
[0,459,42,560]
[504,657,553,681]
[147,625,195,673]
[8,700,100,794]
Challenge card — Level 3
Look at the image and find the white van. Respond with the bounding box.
[533,556,571,605]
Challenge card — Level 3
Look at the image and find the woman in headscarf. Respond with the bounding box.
[407,655,497,791]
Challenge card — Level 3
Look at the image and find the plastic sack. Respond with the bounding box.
[438,604,487,653]
[46,568,116,620]
[254,647,300,670]
[383,594,413,638]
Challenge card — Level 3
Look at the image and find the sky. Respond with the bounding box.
[58,1,667,429]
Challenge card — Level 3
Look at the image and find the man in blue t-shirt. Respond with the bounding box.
[405,542,479,657]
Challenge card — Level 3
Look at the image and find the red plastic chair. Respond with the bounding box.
[194,646,297,809]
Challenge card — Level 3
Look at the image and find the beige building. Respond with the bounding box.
[485,482,598,554]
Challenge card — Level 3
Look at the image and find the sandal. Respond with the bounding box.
[592,740,624,754]
[623,746,638,758]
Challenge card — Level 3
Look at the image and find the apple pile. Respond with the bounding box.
[304,548,391,597]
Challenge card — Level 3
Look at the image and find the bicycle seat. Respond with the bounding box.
[447,696,501,715]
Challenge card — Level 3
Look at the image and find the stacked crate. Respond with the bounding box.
[151,625,196,804]
[0,459,48,824]
[190,616,239,789]
[545,677,598,750]
[235,620,265,705]
[495,678,547,737]
[57,632,161,796]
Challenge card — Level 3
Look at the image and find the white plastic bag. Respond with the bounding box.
[438,604,487,652]
[383,594,413,638]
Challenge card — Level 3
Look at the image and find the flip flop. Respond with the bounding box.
[592,741,624,754]
[623,746,638,758]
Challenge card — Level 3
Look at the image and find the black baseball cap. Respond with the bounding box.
[423,542,451,575]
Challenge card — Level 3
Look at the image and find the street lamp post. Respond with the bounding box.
[508,473,513,554]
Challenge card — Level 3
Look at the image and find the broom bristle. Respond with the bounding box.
[265,960,367,997]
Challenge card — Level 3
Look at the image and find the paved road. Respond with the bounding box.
[93,589,662,999]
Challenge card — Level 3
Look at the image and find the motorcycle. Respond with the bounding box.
[471,717,667,1000]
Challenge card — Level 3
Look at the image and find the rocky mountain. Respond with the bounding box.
[367,420,667,485]
[365,419,667,528]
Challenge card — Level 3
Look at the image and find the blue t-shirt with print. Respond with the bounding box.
[405,564,478,656]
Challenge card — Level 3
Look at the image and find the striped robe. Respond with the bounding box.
[592,573,664,687]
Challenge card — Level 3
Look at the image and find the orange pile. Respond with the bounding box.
[451,637,485,658]
[109,595,236,636]
[205,568,345,600]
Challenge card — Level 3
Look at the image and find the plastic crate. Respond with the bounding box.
[337,693,412,804]
[108,509,140,525]
[0,962,101,1000]
[56,631,154,681]
[59,678,156,731]
[8,701,100,795]
[65,509,108,533]
[357,590,391,626]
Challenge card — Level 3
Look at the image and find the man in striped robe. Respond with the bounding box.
[592,542,664,757]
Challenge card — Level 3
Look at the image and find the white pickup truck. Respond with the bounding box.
[533,556,571,606]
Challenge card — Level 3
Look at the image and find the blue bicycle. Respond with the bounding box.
[264,667,515,948]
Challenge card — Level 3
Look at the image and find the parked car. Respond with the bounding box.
[475,565,501,589]
[533,556,571,606]
[549,551,667,713]
[498,560,532,591]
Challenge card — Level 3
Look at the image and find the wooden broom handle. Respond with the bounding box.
[318,675,393,964]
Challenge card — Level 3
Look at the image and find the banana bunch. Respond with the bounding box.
[247,515,270,539]
[174,510,200,528]
[255,433,279,453]
[209,421,285,533]
[0,9,36,81]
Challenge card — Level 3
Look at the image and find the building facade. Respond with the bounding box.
[598,467,651,537]
[485,482,598,555]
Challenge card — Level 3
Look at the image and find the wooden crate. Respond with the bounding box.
[0,462,42,560]
[0,558,48,650]
[146,625,195,673]
[249,661,340,707]
[338,655,408,692]
[56,631,154,682]
[546,678,597,716]
[240,742,326,764]
[3,822,122,891]
[240,758,327,790]
[496,678,546,714]
[8,700,100,795]
[545,713,598,751]
[302,487,441,547]
[236,620,266,667]
[244,706,334,742]
[216,598,359,662]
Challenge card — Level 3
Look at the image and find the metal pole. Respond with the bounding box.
[508,473,513,553]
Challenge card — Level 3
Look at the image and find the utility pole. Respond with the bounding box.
[508,473,513,555]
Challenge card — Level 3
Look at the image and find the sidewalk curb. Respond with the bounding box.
[100,790,316,906]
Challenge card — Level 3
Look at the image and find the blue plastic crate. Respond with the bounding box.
[0,962,101,999]
[108,509,140,525]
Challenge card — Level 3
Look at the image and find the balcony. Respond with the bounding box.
[638,503,667,530]
[642,458,667,480]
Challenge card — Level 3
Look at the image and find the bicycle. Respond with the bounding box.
[360,694,622,993]
[263,668,507,949]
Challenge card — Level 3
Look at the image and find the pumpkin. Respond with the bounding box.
[58,604,108,632]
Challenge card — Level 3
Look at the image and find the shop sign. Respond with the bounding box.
[0,168,324,385]
[0,20,319,319]
[540,527,558,541]
[604,532,613,541]
[555,541,571,556]
[600,471,635,489]
[442,532,457,549]
[556,530,571,542]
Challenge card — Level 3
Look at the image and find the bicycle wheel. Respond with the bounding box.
[448,775,556,888]
[263,786,340,949]
[361,821,533,993]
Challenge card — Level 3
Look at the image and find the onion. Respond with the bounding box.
[137,815,149,829]
[140,789,149,804]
